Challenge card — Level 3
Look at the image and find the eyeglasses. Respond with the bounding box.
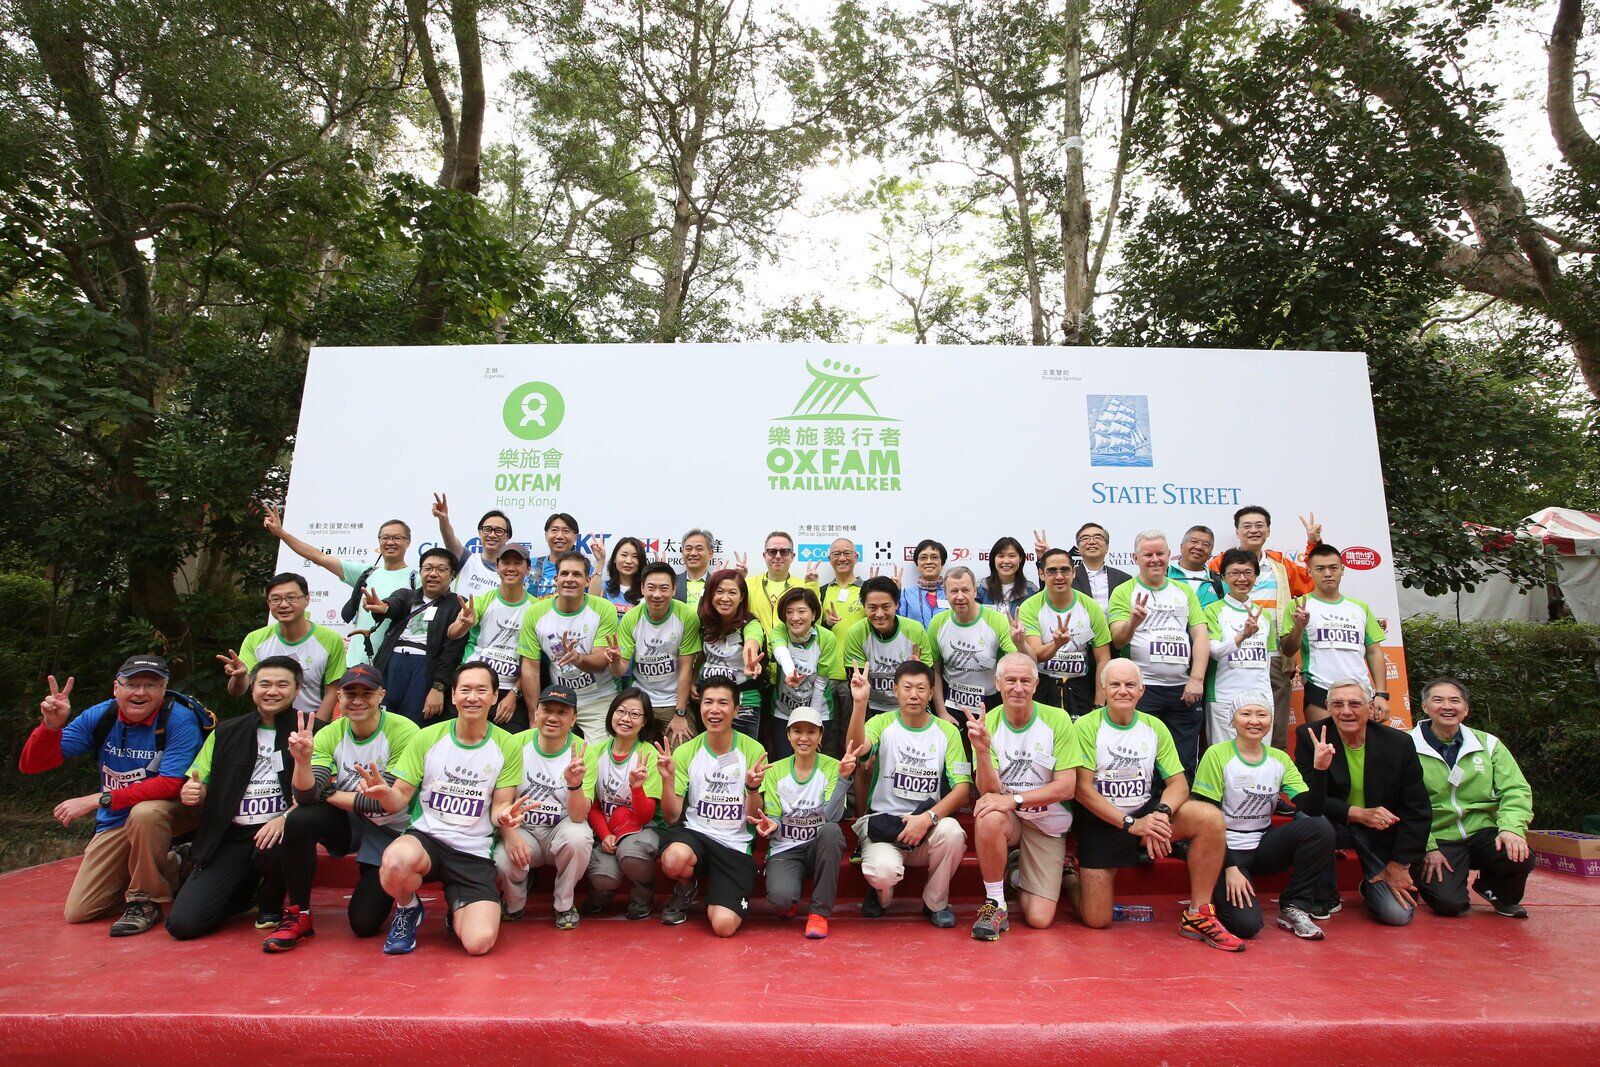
[479,525,510,536]
[1077,533,1108,543]
[419,564,453,575]
[378,535,409,543]
[1041,566,1073,576]
[267,594,306,606]
[613,707,645,720]
[546,525,575,536]
[116,679,164,692]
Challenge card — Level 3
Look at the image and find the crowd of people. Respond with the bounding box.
[21,502,1536,958]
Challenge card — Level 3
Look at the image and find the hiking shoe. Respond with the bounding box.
[1473,880,1529,919]
[384,899,425,955]
[804,914,829,939]
[172,842,194,888]
[501,906,525,923]
[1306,897,1343,921]
[661,879,697,925]
[1276,904,1325,940]
[580,889,614,916]
[971,899,1010,941]
[254,911,283,930]
[860,888,888,918]
[554,907,580,931]
[922,905,956,929]
[625,898,653,920]
[263,906,315,953]
[109,898,163,937]
[1180,903,1247,952]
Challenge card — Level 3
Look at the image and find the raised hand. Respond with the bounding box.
[628,752,650,790]
[1239,604,1261,640]
[1032,528,1049,560]
[965,713,992,755]
[785,669,804,689]
[744,754,769,791]
[1009,613,1028,649]
[431,492,449,520]
[564,740,587,789]
[1050,618,1072,650]
[744,648,764,678]
[804,561,819,583]
[848,665,870,706]
[216,648,248,681]
[362,586,388,615]
[557,630,583,668]
[353,761,393,806]
[747,812,777,838]
[652,740,676,780]
[497,793,538,828]
[824,602,840,627]
[456,594,477,629]
[587,533,606,563]
[1129,591,1150,627]
[838,741,869,780]
[40,674,74,729]
[732,551,748,576]
[1291,597,1309,631]
[1311,725,1335,771]
[263,503,284,537]
[181,769,205,807]
[599,633,622,670]
[287,710,315,764]
[1299,512,1322,545]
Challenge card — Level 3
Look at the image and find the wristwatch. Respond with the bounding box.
[673,707,688,718]
[1012,794,1026,808]
[98,791,113,809]
[928,811,940,826]
[1373,691,1389,699]
[1122,814,1137,832]
[1154,803,1172,816]
[429,682,445,693]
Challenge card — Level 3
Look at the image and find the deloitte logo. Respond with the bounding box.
[778,360,897,422]
[502,381,565,441]
[767,360,903,492]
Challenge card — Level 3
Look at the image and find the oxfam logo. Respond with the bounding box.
[502,381,565,441]
[779,359,896,422]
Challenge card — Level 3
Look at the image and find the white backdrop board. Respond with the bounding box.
[282,344,1413,718]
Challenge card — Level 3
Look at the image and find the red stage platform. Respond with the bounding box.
[1,848,1597,1066]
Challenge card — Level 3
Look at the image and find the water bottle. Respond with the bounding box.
[1113,903,1154,922]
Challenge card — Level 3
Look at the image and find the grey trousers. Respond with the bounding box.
[586,827,660,907]
[763,822,846,917]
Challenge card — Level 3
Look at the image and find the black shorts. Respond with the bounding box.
[1037,675,1096,719]
[1074,799,1161,870]
[405,828,500,912]
[661,825,757,917]
[1303,681,1329,711]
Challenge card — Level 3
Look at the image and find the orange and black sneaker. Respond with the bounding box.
[263,905,315,953]
[1179,903,1245,952]
[804,914,829,940]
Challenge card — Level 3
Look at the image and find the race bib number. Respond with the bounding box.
[891,768,938,801]
[236,789,288,823]
[871,672,894,694]
[1147,637,1190,665]
[1231,642,1269,665]
[102,766,148,791]
[1094,776,1147,802]
[780,808,823,844]
[521,806,562,828]
[554,664,595,691]
[1044,651,1086,677]
[635,657,675,680]
[480,646,519,677]
[946,683,984,713]
[694,798,743,826]
[1312,625,1362,652]
[425,788,487,826]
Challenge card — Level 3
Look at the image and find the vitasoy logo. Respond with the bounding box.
[1342,546,1381,570]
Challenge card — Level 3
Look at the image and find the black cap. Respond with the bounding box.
[497,542,531,563]
[537,684,577,708]
[335,664,385,689]
[117,655,170,680]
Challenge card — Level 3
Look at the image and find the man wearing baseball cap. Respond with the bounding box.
[747,706,862,939]
[447,541,535,732]
[495,684,595,930]
[270,664,420,951]
[19,655,208,935]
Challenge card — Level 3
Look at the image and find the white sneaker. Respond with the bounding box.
[1277,904,1326,940]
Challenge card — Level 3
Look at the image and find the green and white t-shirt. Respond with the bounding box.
[1204,596,1278,706]
[465,590,533,690]
[864,712,972,816]
[672,731,769,853]
[769,625,843,721]
[698,618,765,684]
[927,607,1017,714]
[1106,577,1205,687]
[393,720,522,858]
[842,617,934,713]
[337,560,418,666]
[1297,594,1385,690]
[1017,589,1110,683]
[582,739,664,820]
[760,754,843,857]
[1192,740,1308,851]
[311,711,419,828]
[1073,708,1183,814]
[985,702,1086,837]
[191,727,288,826]
[511,731,581,829]
[618,600,702,708]
[239,621,346,715]
[518,595,620,710]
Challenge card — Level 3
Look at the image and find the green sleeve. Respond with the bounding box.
[983,707,1005,771]
[819,755,842,803]
[671,734,699,797]
[1489,736,1534,837]
[582,742,602,797]
[988,608,1016,653]
[393,724,432,787]
[1191,743,1228,802]
[760,765,782,819]
[741,618,765,645]
[464,591,496,660]
[1273,748,1308,797]
[1085,596,1111,646]
[188,732,217,782]
[1072,709,1101,759]
[494,729,523,789]
[908,620,935,665]
[1148,715,1184,781]
[1017,593,1043,636]
[1182,583,1204,627]
[768,623,791,649]
[864,712,890,756]
[616,606,642,659]
[1360,600,1385,645]
[677,601,702,655]
[843,619,867,666]
[318,627,346,686]
[642,746,664,800]
[311,719,340,773]
[1106,580,1134,622]
[1047,707,1087,770]
[738,732,768,768]
[939,719,972,786]
[1204,601,1225,642]
[238,626,269,670]
[593,597,620,644]
[516,599,548,662]
[383,715,419,773]
[924,613,947,665]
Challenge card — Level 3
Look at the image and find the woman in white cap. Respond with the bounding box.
[746,707,863,940]
[1188,690,1336,941]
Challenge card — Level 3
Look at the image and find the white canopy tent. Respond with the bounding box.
[1397,507,1600,624]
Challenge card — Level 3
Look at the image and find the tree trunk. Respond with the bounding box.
[1007,130,1047,345]
[1059,0,1089,344]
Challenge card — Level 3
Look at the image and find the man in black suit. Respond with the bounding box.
[1071,523,1132,611]
[1293,678,1428,925]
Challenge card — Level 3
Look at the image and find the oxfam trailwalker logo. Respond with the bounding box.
[767,360,903,492]
[502,381,565,441]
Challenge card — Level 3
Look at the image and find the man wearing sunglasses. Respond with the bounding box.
[744,531,819,631]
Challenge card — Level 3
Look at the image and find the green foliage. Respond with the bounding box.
[1403,617,1600,831]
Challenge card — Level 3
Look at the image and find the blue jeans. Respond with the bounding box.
[1137,683,1203,782]
[384,652,431,726]
[1317,819,1415,926]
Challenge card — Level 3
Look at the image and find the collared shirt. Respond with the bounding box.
[1420,721,1464,769]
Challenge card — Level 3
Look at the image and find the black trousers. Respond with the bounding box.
[1036,674,1095,719]
[1211,817,1336,938]
[1417,826,1535,915]
[166,823,284,940]
[280,802,396,936]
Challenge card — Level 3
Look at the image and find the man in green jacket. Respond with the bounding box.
[1411,677,1535,919]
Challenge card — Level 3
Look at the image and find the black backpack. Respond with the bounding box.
[91,691,218,758]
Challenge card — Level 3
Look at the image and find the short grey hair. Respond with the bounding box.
[1100,658,1144,686]
[1132,529,1168,552]
[945,565,977,589]
[1325,678,1372,702]
[995,652,1039,681]
[682,528,714,549]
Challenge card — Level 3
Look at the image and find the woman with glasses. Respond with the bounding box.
[978,535,1039,617]
[1017,548,1111,718]
[897,539,949,628]
[579,688,666,919]
[593,536,647,619]
[430,493,514,601]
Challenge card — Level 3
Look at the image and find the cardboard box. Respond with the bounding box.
[1528,830,1600,878]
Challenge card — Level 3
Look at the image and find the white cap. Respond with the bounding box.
[786,708,825,730]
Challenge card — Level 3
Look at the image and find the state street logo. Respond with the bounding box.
[1086,394,1153,468]
[767,359,904,492]
[502,381,566,442]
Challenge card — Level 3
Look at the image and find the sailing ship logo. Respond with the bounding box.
[1086,395,1153,468]
[778,360,897,422]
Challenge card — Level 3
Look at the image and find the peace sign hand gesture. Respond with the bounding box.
[1239,604,1261,640]
[1299,512,1323,545]
[652,740,675,780]
[1291,597,1310,630]
[628,752,650,790]
[838,741,870,780]
[216,648,248,679]
[804,561,819,583]
[362,586,388,616]
[564,740,587,789]
[1311,725,1336,771]
[287,710,316,764]
[497,793,538,829]
[744,754,769,791]
[1050,618,1072,649]
[1009,612,1028,649]
[353,760,395,808]
[40,675,74,729]
[1130,591,1150,627]
[848,665,870,706]
[599,633,621,669]
[1032,529,1049,560]
[431,492,449,520]
[747,812,777,838]
[587,533,607,565]
[263,503,285,538]
[965,713,993,755]
[732,551,748,577]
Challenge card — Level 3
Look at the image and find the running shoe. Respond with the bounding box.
[1180,903,1247,952]
[970,899,1010,941]
[804,914,829,940]
[384,899,425,955]
[661,879,697,925]
[1276,904,1325,940]
[263,906,315,953]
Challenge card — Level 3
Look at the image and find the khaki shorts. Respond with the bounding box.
[1016,819,1067,902]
